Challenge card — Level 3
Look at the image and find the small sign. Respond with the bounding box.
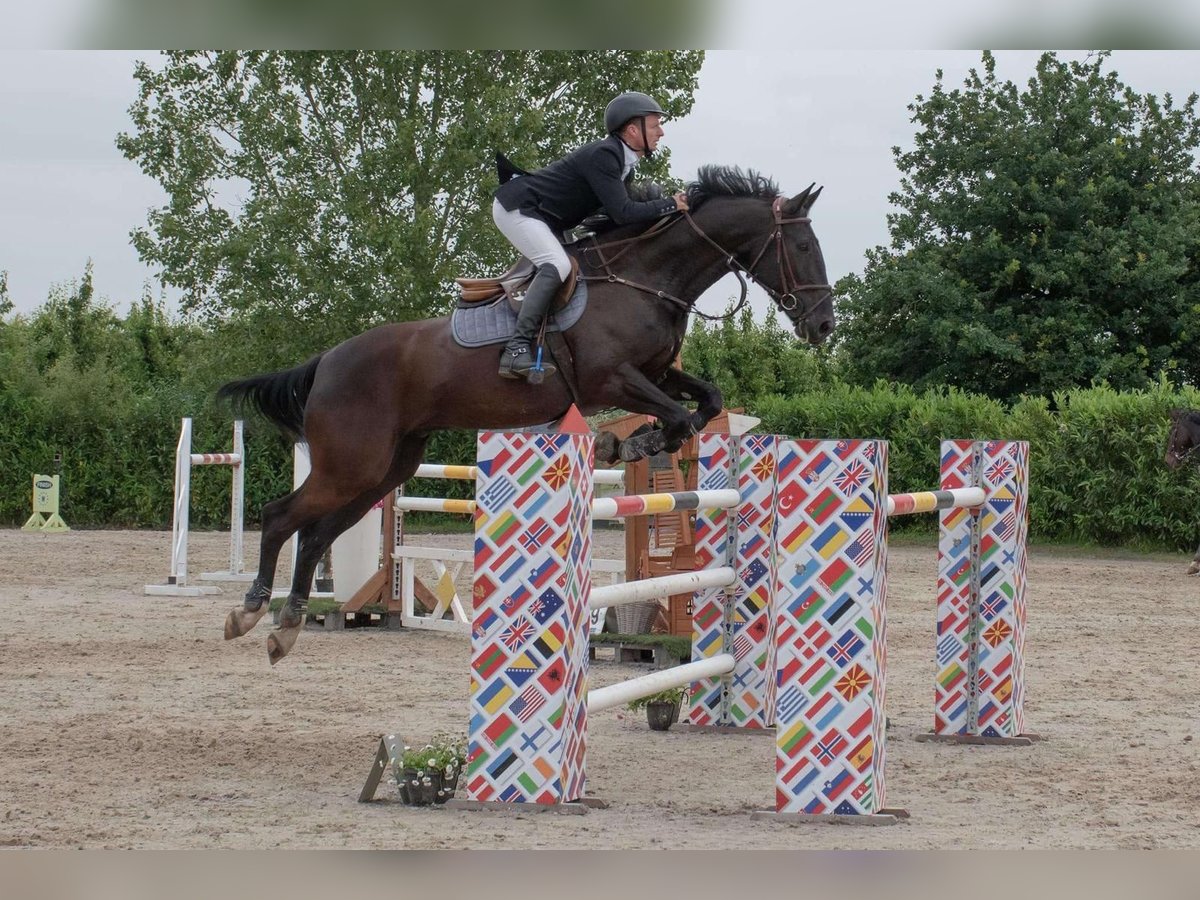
[22,474,70,533]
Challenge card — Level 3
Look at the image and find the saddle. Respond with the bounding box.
[455,256,580,312]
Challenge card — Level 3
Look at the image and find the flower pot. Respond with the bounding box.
[646,699,679,731]
[396,764,461,806]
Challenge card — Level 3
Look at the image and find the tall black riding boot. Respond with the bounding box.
[499,263,561,383]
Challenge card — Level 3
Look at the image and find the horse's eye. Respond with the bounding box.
[797,242,809,252]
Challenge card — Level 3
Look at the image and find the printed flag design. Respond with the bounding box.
[935,440,1028,737]
[688,432,777,728]
[772,439,888,815]
[468,430,592,803]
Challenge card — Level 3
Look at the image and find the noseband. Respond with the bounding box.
[682,196,832,325]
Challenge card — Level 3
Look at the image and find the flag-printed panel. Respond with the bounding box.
[685,433,777,727]
[468,430,593,804]
[687,432,735,725]
[936,440,1029,737]
[728,434,778,728]
[773,439,889,816]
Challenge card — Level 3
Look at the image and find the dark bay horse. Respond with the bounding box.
[219,165,836,663]
[1165,408,1200,574]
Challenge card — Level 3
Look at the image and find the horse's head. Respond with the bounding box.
[670,166,837,344]
[1165,408,1200,470]
[762,185,836,345]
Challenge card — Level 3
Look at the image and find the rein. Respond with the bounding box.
[579,217,744,320]
[579,196,832,324]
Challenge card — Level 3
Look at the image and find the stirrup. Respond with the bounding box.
[499,344,556,383]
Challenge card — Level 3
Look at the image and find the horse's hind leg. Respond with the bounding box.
[225,486,309,640]
[266,435,429,664]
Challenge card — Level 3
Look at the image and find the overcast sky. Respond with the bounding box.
[1,50,1198,319]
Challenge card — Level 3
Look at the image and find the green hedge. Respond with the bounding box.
[5,377,1200,552]
[0,384,479,530]
[755,379,1200,550]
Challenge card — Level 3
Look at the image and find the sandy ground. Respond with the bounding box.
[1,526,1198,850]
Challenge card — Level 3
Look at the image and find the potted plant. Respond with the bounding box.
[626,686,686,731]
[392,735,467,806]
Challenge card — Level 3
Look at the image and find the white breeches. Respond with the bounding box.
[492,199,572,281]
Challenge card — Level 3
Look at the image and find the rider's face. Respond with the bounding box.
[625,114,665,154]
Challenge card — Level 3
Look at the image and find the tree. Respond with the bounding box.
[0,271,11,319]
[835,51,1200,401]
[118,51,703,368]
[121,288,197,386]
[682,305,842,410]
[30,262,123,371]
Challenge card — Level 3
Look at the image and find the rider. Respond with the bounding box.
[492,91,690,381]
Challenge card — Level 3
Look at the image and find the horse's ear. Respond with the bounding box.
[782,183,822,216]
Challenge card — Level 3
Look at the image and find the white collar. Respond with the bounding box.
[618,139,640,179]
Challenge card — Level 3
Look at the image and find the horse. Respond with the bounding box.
[218,165,836,663]
[1164,407,1200,574]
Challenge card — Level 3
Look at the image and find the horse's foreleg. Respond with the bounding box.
[595,430,621,466]
[656,368,723,452]
[604,366,694,462]
[1189,540,1200,576]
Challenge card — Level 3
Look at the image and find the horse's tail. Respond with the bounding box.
[217,354,324,442]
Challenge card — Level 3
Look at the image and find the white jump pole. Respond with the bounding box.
[589,566,736,610]
[412,463,624,486]
[391,487,741,521]
[198,420,248,582]
[588,653,736,714]
[591,488,742,520]
[393,497,478,514]
[145,418,245,597]
[169,418,204,592]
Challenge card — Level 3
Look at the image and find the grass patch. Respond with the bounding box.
[590,631,691,662]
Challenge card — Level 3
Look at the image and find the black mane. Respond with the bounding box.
[686,165,779,209]
[584,166,781,248]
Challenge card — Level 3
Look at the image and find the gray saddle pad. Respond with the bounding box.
[451,280,588,348]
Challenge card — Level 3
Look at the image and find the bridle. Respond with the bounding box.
[580,195,833,327]
[728,195,834,323]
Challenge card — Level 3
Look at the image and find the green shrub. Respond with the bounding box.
[756,378,1200,550]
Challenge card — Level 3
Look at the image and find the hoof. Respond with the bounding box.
[267,622,303,665]
[224,606,269,640]
[618,425,666,463]
[618,440,646,463]
[1187,563,1199,576]
[595,432,620,466]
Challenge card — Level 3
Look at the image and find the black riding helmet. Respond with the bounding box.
[604,91,667,158]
